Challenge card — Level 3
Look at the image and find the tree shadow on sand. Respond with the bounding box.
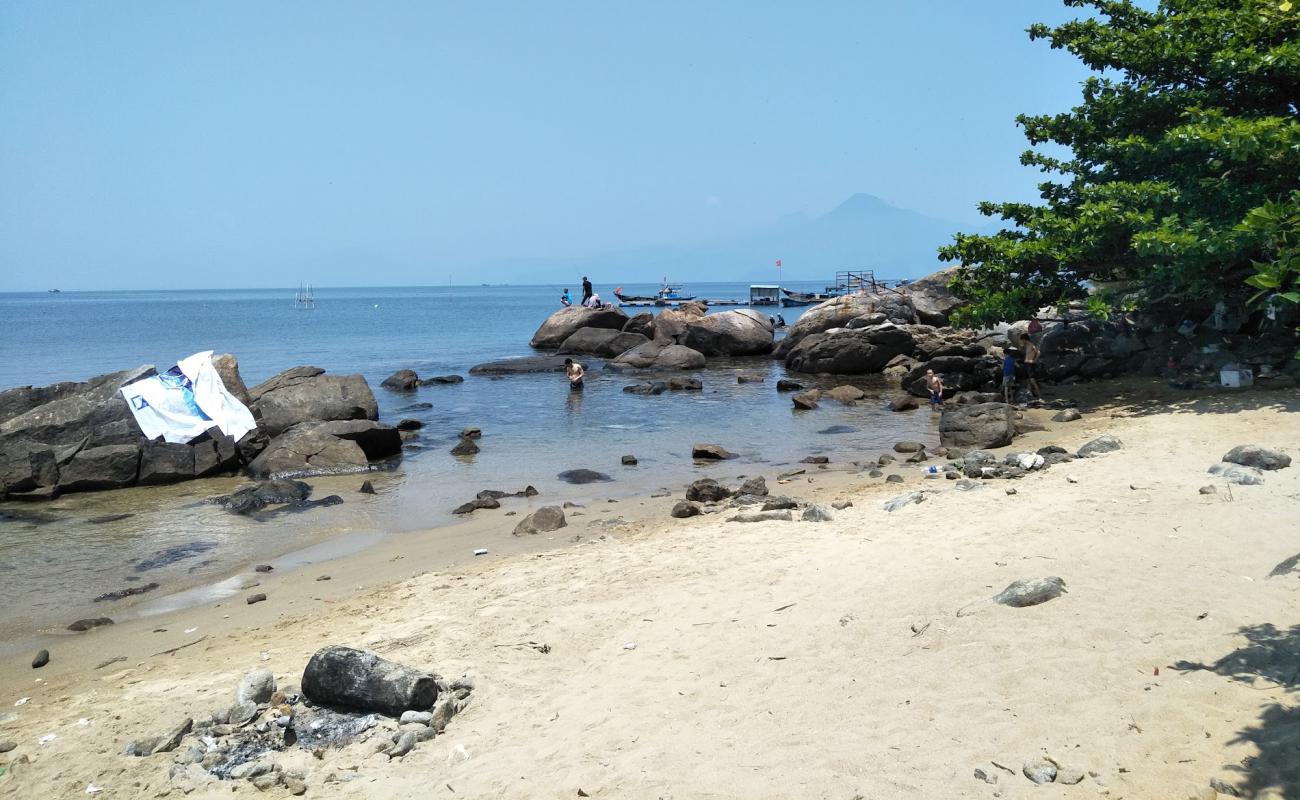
[1069,381,1299,419]
[1173,623,1300,798]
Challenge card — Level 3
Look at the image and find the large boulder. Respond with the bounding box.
[211,354,254,407]
[652,302,709,343]
[557,328,650,358]
[530,306,629,349]
[381,370,420,392]
[1222,444,1291,471]
[55,444,141,493]
[513,506,567,535]
[302,646,437,717]
[901,355,1001,397]
[775,294,919,358]
[622,313,655,339]
[468,355,576,375]
[608,341,706,370]
[137,441,197,486]
[939,403,1016,449]
[902,266,962,326]
[247,420,401,479]
[250,367,379,438]
[784,323,916,374]
[681,309,774,357]
[0,365,152,449]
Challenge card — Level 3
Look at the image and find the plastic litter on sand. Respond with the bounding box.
[474,548,489,556]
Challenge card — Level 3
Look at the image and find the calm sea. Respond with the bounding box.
[0,283,936,644]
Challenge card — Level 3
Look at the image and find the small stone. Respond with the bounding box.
[831,499,853,510]
[316,575,331,581]
[973,767,997,784]
[1199,485,1217,495]
[801,504,834,523]
[994,576,1066,608]
[0,741,16,753]
[692,443,736,460]
[67,617,114,632]
[246,593,267,605]
[1222,444,1291,471]
[251,772,283,791]
[1056,768,1085,785]
[621,455,638,466]
[885,474,904,483]
[358,480,375,494]
[1077,434,1122,458]
[1005,487,1017,495]
[31,649,49,669]
[285,776,307,796]
[387,730,417,758]
[801,455,829,464]
[399,710,433,726]
[730,510,794,523]
[1208,463,1265,485]
[254,564,273,573]
[1023,758,1058,784]
[1052,409,1082,422]
[236,669,277,705]
[450,435,479,456]
[670,501,701,519]
[1210,777,1241,797]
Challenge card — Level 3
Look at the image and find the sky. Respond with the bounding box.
[0,1,1095,291]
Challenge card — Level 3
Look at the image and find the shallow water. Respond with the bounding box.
[0,284,935,642]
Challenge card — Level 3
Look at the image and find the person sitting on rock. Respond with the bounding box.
[564,358,585,391]
[926,369,944,409]
[588,292,604,309]
[560,288,571,307]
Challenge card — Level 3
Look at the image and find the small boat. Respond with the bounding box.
[780,288,841,306]
[614,283,695,304]
[47,289,61,293]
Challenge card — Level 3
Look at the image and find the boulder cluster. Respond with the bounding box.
[0,357,402,500]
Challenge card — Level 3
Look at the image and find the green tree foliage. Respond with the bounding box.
[939,0,1300,328]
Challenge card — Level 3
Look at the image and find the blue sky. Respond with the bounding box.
[0,1,1093,290]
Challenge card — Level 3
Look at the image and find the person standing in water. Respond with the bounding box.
[564,358,585,390]
[580,276,593,306]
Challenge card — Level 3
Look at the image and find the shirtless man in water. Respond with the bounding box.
[564,358,585,390]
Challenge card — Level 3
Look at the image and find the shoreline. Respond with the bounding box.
[1,377,1297,797]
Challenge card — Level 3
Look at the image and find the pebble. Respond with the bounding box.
[254,564,273,573]
[0,741,16,753]
[399,710,433,726]
[885,474,903,483]
[1005,487,1017,495]
[1199,485,1218,495]
[316,575,331,581]
[1056,767,1085,785]
[246,593,267,605]
[1023,758,1057,784]
[285,776,307,795]
[388,730,416,758]
[31,649,49,669]
[831,499,853,510]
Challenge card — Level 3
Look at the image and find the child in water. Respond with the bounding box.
[926,369,944,409]
[564,358,584,390]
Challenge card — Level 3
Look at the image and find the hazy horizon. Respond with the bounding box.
[1,1,1091,292]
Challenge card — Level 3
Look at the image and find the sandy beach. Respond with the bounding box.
[1,379,1297,799]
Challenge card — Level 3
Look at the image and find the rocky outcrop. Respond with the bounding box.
[900,354,1001,397]
[652,302,708,342]
[938,403,1016,449]
[902,266,962,326]
[775,293,920,358]
[250,367,378,438]
[623,313,655,339]
[784,323,916,374]
[468,355,577,375]
[557,328,650,358]
[381,370,420,392]
[246,420,401,479]
[608,341,706,370]
[529,306,629,349]
[681,309,774,357]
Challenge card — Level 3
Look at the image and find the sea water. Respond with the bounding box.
[0,284,936,642]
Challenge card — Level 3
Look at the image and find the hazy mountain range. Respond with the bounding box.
[487,193,986,285]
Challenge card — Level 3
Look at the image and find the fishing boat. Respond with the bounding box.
[613,283,695,304]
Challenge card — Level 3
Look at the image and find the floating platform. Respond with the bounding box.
[618,298,747,308]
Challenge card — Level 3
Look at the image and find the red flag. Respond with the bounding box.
[775,259,782,267]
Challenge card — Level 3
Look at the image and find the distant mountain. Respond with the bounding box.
[486,193,978,284]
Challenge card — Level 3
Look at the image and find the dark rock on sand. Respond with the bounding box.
[671,501,701,518]
[738,476,768,496]
[730,510,793,523]
[124,718,193,757]
[453,496,501,514]
[993,576,1066,608]
[893,441,925,453]
[95,582,160,602]
[1222,444,1291,471]
[67,617,114,632]
[558,469,612,484]
[801,455,829,464]
[513,506,567,535]
[302,646,438,717]
[381,370,421,392]
[939,403,1016,449]
[246,593,267,605]
[761,496,798,510]
[32,649,49,669]
[217,479,312,515]
[1022,759,1058,785]
[686,479,731,503]
[1052,409,1083,422]
[801,504,834,522]
[692,443,736,460]
[1076,434,1122,458]
[1207,463,1266,485]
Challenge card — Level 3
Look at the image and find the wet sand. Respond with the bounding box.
[0,378,1297,799]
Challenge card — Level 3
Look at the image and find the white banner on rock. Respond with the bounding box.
[120,351,256,444]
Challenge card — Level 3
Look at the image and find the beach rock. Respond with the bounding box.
[885,473,903,483]
[881,491,926,512]
[395,419,423,431]
[56,444,141,493]
[420,375,464,385]
[137,441,197,486]
[682,309,774,357]
[301,646,437,717]
[738,476,768,496]
[608,341,707,370]
[67,617,114,632]
[1055,768,1085,785]
[459,426,482,440]
[247,419,401,478]
[1022,759,1058,784]
[973,767,997,785]
[904,266,963,326]
[622,313,655,339]
[893,441,925,453]
[670,501,701,518]
[784,324,916,374]
[692,443,735,460]
[801,455,829,464]
[530,306,629,349]
[686,479,731,503]
[801,504,834,522]
[0,741,14,753]
[400,710,433,726]
[621,455,638,465]
[246,592,267,604]
[381,370,420,392]
[250,368,378,438]
[450,435,480,456]
[776,379,804,392]
[939,403,1015,449]
[994,576,1066,607]
[557,469,612,484]
[825,385,866,404]
[651,302,708,341]
[1052,409,1083,422]
[125,718,194,757]
[558,328,650,358]
[1207,463,1265,485]
[667,376,702,391]
[792,391,820,410]
[846,312,888,329]
[832,499,853,510]
[236,670,277,705]
[775,294,919,358]
[730,510,793,523]
[1222,445,1291,471]
[217,479,313,514]
[513,506,567,535]
[468,355,576,375]
[901,355,1001,398]
[95,582,160,602]
[1077,434,1122,458]
[623,382,668,395]
[31,649,48,669]
[888,395,920,412]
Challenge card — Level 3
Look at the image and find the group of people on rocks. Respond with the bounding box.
[560,276,610,309]
[925,323,1044,410]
